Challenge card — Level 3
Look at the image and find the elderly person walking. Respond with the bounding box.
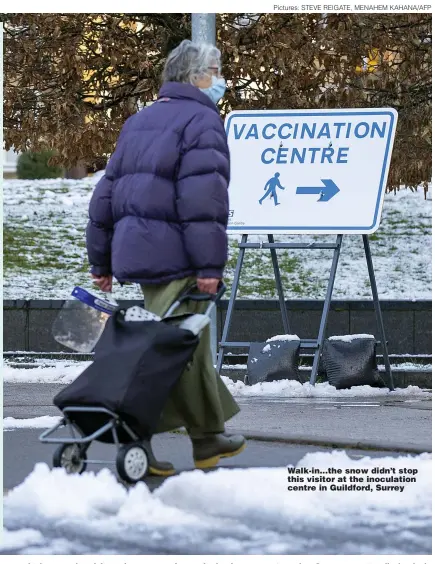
[86,40,245,476]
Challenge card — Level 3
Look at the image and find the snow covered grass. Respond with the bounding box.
[225,186,432,300]
[4,178,95,298]
[3,177,431,299]
[2,452,431,554]
[2,360,431,398]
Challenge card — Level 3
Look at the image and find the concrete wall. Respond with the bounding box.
[218,299,432,355]
[3,299,431,354]
[3,148,19,176]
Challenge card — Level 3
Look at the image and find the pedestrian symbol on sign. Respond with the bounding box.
[259,172,286,207]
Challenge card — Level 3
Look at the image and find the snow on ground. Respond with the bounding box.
[3,361,91,383]
[224,362,432,372]
[2,361,431,398]
[1,529,46,552]
[0,525,95,554]
[222,377,431,398]
[3,177,431,299]
[2,451,431,554]
[3,416,62,431]
[378,363,432,372]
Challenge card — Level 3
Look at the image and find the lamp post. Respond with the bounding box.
[192,13,216,44]
[191,13,219,365]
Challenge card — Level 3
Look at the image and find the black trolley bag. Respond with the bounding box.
[40,283,226,483]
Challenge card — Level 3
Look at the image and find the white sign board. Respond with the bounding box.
[225,108,397,235]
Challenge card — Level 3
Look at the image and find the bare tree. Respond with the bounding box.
[3,13,431,191]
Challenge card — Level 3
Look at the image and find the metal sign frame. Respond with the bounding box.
[216,234,395,390]
[190,12,394,390]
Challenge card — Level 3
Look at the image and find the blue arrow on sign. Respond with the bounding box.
[296,179,340,202]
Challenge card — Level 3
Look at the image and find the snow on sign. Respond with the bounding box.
[225,108,398,235]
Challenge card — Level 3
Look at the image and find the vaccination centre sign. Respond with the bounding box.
[224,108,398,235]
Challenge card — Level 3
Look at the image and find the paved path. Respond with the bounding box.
[3,428,401,492]
[227,395,432,453]
[5,430,429,555]
[3,383,431,555]
[4,383,432,452]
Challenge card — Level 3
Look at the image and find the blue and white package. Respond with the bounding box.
[52,287,118,353]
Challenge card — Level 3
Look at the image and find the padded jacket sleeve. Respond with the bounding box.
[85,126,130,276]
[86,173,114,276]
[175,111,230,279]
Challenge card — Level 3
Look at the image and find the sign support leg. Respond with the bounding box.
[217,234,248,374]
[362,235,394,391]
[310,234,343,385]
[268,234,291,334]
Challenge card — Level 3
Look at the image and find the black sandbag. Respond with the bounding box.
[246,338,302,385]
[321,335,387,389]
[54,308,199,442]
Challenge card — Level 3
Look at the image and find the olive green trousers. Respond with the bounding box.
[141,276,240,436]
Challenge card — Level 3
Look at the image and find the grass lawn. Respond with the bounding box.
[3,178,431,300]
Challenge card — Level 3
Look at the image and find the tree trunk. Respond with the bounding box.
[65,161,87,179]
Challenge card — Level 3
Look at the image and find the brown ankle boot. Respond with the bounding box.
[190,433,246,469]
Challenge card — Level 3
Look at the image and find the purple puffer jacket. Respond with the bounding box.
[86,82,230,285]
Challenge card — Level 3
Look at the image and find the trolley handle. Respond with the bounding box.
[178,281,226,304]
[163,282,226,319]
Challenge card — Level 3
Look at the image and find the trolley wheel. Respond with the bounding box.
[116,443,149,483]
[53,443,87,474]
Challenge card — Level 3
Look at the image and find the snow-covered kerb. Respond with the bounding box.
[3,361,431,398]
[223,377,431,398]
[3,416,62,430]
[3,361,91,384]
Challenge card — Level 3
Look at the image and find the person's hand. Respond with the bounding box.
[91,274,113,292]
[197,277,220,295]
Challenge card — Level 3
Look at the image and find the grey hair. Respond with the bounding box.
[162,39,221,84]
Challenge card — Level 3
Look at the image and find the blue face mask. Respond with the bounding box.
[200,76,226,105]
